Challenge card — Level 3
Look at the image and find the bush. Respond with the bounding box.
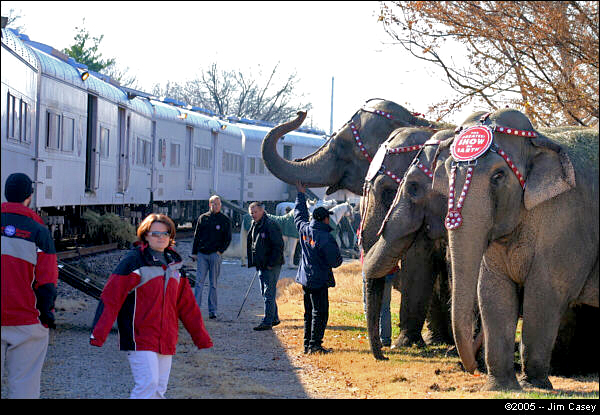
[82,210,136,248]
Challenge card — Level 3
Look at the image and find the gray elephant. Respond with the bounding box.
[261,98,437,196]
[359,127,456,358]
[429,109,598,390]
[261,104,452,358]
[365,115,599,374]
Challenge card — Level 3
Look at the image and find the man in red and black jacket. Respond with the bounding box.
[1,173,58,399]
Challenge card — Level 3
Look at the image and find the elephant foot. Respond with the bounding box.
[392,332,426,349]
[423,331,453,346]
[481,376,522,391]
[519,375,553,390]
[373,349,389,361]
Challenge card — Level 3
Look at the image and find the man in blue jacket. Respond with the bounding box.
[294,183,343,354]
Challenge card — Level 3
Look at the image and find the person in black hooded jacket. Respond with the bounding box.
[294,183,343,354]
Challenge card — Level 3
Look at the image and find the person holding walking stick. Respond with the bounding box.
[246,202,284,331]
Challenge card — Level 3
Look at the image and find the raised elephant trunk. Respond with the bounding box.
[261,111,342,188]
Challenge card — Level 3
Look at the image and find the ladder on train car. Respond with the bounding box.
[57,261,104,300]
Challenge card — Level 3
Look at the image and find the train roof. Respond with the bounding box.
[3,28,328,142]
[1,28,39,70]
[237,122,327,147]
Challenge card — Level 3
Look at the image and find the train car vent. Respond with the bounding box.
[158,188,163,196]
[159,175,164,184]
[46,165,52,179]
[45,186,52,199]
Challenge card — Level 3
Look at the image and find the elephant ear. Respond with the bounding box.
[524,135,576,210]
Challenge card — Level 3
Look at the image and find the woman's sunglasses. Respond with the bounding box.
[148,231,170,238]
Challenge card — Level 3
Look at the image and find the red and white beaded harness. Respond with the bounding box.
[445,113,537,230]
[373,139,442,239]
[350,104,437,246]
[357,137,441,245]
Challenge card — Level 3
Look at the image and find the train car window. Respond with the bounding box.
[136,137,152,167]
[259,159,266,175]
[223,152,242,173]
[7,93,19,141]
[46,111,61,149]
[170,143,181,167]
[194,146,212,170]
[62,116,75,152]
[248,157,256,175]
[99,126,110,158]
[20,100,31,143]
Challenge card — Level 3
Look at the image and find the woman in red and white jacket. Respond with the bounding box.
[90,213,212,399]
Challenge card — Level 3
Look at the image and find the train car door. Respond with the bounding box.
[117,107,130,193]
[186,125,193,191]
[85,94,100,191]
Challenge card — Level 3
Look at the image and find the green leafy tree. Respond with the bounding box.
[62,19,138,87]
[62,19,115,72]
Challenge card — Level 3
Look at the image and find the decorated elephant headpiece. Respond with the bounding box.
[441,109,575,230]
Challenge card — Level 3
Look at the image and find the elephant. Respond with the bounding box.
[365,113,599,374]
[428,108,598,390]
[261,98,437,196]
[358,126,456,359]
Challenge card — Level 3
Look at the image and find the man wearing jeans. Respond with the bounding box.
[191,195,231,319]
[294,183,343,354]
[246,202,284,331]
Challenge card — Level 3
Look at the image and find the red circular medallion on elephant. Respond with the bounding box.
[451,126,493,162]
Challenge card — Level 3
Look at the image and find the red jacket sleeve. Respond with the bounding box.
[90,272,140,347]
[177,277,213,350]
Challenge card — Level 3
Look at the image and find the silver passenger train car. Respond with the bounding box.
[1,28,329,240]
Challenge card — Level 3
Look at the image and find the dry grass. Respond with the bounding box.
[274,261,599,399]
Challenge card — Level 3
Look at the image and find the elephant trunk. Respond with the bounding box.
[448,224,488,374]
[261,111,342,188]
[363,234,415,360]
[365,277,387,360]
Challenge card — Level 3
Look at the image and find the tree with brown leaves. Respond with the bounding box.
[379,1,598,127]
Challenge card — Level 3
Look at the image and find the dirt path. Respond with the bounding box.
[2,239,352,399]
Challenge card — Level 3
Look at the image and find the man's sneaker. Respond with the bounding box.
[253,323,272,331]
[272,320,281,327]
[209,313,217,319]
[309,345,332,354]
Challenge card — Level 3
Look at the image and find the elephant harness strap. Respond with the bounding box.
[349,104,436,163]
[357,140,427,246]
[445,113,537,230]
[373,138,442,238]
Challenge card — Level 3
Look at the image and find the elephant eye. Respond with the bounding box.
[406,181,422,198]
[381,188,396,208]
[491,169,506,186]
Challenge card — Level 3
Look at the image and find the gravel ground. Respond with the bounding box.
[1,236,343,399]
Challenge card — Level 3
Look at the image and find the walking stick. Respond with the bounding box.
[237,270,258,318]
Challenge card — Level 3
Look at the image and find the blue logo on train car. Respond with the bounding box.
[4,225,16,236]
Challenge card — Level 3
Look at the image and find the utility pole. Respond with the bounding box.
[329,76,334,136]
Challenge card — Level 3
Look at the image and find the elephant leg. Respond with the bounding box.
[519,282,567,390]
[393,242,435,349]
[365,277,388,360]
[478,264,521,391]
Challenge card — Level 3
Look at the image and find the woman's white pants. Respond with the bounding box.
[127,350,172,399]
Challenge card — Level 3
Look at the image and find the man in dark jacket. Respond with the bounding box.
[294,183,343,354]
[1,173,58,398]
[191,195,231,319]
[246,201,284,331]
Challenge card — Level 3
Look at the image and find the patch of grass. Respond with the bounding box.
[274,260,599,399]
